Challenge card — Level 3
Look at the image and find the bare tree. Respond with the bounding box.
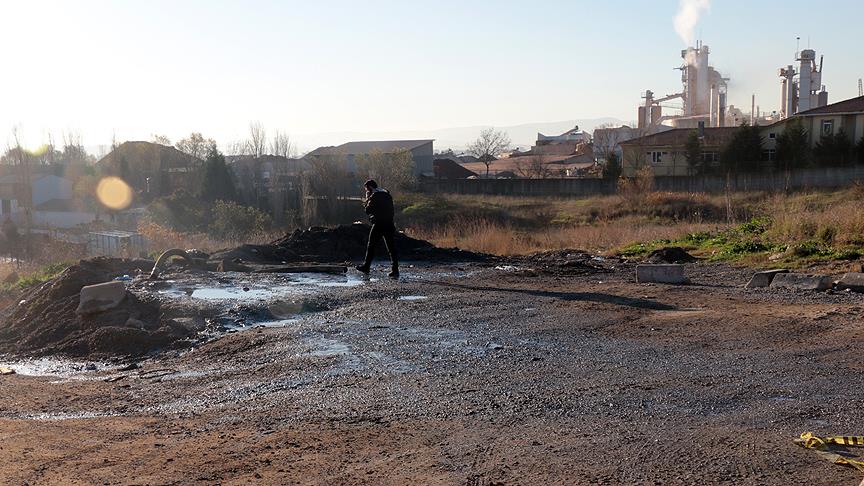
[356,149,416,190]
[175,132,216,160]
[467,128,511,178]
[515,154,550,179]
[151,134,171,146]
[592,123,633,164]
[269,130,295,158]
[247,121,267,158]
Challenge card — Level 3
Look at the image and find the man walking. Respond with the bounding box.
[356,179,399,278]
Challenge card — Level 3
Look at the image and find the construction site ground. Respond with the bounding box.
[2,261,864,485]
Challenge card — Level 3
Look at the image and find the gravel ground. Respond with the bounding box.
[1,262,863,485]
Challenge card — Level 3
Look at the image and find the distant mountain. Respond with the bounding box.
[293,118,626,154]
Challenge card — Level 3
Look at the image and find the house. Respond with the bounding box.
[620,127,738,177]
[762,95,864,157]
[95,141,201,198]
[305,140,434,176]
[0,174,98,228]
[433,158,478,179]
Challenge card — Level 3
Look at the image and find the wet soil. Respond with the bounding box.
[2,262,864,484]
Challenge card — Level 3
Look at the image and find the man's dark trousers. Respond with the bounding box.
[363,221,398,270]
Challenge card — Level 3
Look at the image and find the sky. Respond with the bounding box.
[0,0,862,153]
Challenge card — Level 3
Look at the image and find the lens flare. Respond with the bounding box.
[96,176,133,210]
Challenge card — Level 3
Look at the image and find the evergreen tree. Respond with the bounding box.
[720,122,763,174]
[684,130,703,175]
[602,153,622,181]
[199,147,238,202]
[775,118,810,170]
[814,128,853,166]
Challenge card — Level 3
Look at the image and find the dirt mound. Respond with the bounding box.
[0,257,198,358]
[212,223,489,264]
[647,247,697,264]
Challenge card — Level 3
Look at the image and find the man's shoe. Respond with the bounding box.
[388,269,399,279]
[355,264,370,273]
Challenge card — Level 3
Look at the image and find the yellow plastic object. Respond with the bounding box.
[795,432,864,472]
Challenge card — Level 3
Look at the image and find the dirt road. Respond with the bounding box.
[2,263,863,485]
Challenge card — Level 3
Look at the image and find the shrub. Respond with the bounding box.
[208,200,272,240]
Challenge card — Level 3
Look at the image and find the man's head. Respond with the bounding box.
[363,179,378,194]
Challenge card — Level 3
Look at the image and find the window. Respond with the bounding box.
[762,149,776,162]
[701,152,718,163]
[649,151,664,164]
[768,133,777,139]
[821,119,834,136]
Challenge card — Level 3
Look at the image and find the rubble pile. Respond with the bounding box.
[0,257,199,358]
[212,223,488,264]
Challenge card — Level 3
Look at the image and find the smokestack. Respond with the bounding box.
[751,94,755,125]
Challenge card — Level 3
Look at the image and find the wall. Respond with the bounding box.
[32,210,98,228]
[422,166,864,197]
[32,175,73,206]
[410,142,434,176]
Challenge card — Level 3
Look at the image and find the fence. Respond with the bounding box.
[421,166,864,197]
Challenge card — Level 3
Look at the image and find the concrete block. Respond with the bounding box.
[744,269,789,289]
[769,273,832,291]
[636,264,689,284]
[835,272,864,293]
[76,281,127,315]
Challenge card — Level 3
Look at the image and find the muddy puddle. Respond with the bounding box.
[155,272,367,302]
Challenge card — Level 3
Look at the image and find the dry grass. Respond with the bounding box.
[408,217,720,255]
[138,221,283,254]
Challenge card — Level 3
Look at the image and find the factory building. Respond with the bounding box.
[778,49,829,119]
[638,42,729,131]
[637,42,831,132]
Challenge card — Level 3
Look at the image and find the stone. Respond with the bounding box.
[835,272,864,293]
[76,281,127,315]
[769,273,832,291]
[744,269,789,289]
[636,264,689,284]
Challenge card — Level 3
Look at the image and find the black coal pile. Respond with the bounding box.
[0,257,199,358]
[212,223,489,264]
[646,247,697,264]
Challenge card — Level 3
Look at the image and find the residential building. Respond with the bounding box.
[95,141,201,198]
[762,95,864,156]
[433,157,478,179]
[0,174,98,228]
[305,140,434,176]
[620,127,738,177]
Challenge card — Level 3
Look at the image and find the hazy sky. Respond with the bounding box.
[1,0,862,152]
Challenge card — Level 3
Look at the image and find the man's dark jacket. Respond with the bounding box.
[365,189,395,225]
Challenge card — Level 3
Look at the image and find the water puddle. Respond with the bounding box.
[158,273,366,303]
[0,356,114,378]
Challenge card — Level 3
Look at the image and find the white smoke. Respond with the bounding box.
[674,0,711,46]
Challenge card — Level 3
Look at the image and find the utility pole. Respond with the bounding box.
[859,78,863,97]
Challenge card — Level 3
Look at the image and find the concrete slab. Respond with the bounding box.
[769,273,832,292]
[744,269,789,289]
[835,272,864,293]
[636,264,689,284]
[76,281,127,315]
